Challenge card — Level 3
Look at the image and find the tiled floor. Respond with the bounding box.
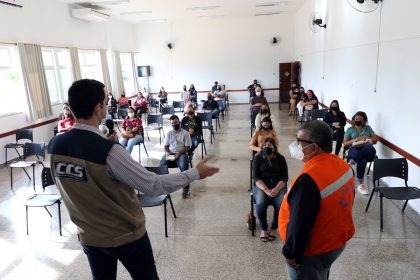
[0,104,419,280]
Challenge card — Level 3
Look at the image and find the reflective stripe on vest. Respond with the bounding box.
[320,168,353,199]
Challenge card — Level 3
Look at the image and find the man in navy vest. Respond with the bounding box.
[49,79,219,280]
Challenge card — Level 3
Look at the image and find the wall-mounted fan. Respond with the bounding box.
[347,0,383,13]
[308,12,326,33]
[271,36,280,46]
[164,41,174,50]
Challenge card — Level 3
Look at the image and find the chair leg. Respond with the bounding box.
[26,206,29,235]
[10,167,13,190]
[367,161,373,175]
[146,131,150,141]
[164,200,168,238]
[380,195,384,232]
[32,165,35,191]
[58,203,62,236]
[402,200,408,212]
[365,189,375,212]
[159,130,161,145]
[44,206,53,217]
[168,195,177,218]
[142,143,149,157]
[251,194,255,237]
[23,167,31,180]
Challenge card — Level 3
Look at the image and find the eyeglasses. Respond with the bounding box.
[296,137,313,145]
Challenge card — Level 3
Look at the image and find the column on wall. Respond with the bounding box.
[100,49,112,93]
[113,51,125,95]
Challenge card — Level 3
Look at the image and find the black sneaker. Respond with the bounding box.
[182,191,190,199]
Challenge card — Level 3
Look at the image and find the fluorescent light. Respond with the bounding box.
[120,10,152,16]
[186,5,220,11]
[93,0,130,5]
[255,11,284,16]
[256,1,290,7]
[197,15,225,19]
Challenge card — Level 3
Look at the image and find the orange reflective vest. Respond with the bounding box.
[279,153,355,256]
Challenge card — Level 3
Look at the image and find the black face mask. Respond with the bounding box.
[354,120,363,126]
[263,147,273,156]
[331,107,338,112]
[261,126,272,131]
[261,109,268,114]
[172,124,180,130]
[207,97,212,101]
[187,111,194,116]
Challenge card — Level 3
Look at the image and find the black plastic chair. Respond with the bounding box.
[310,109,327,121]
[10,143,45,191]
[138,166,177,237]
[24,167,62,236]
[144,114,165,145]
[161,106,175,117]
[172,101,184,114]
[117,108,128,119]
[5,128,33,165]
[365,158,420,232]
[135,132,149,160]
[197,112,215,144]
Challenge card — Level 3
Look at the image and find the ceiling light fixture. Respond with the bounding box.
[255,11,284,16]
[197,15,225,19]
[186,5,220,11]
[120,10,152,16]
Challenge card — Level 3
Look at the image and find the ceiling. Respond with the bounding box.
[58,0,305,23]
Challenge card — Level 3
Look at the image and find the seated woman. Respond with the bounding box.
[343,111,378,195]
[254,104,275,129]
[117,91,129,109]
[133,92,148,115]
[189,84,198,108]
[107,92,118,118]
[249,117,280,153]
[288,84,300,116]
[57,107,75,134]
[181,106,202,153]
[302,89,318,121]
[324,100,347,155]
[252,137,288,242]
[296,86,306,120]
[119,107,144,154]
[158,86,168,109]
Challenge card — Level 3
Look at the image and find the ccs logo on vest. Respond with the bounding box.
[54,161,88,182]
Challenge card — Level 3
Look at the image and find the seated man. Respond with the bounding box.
[181,106,202,153]
[160,115,192,198]
[203,93,220,117]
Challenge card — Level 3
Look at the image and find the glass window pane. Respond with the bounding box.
[42,50,54,67]
[60,68,72,99]
[0,48,11,67]
[45,68,59,104]
[57,50,71,67]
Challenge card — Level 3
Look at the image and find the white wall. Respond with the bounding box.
[134,15,296,103]
[0,0,136,164]
[295,0,420,213]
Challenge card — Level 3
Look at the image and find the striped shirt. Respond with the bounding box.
[73,123,200,196]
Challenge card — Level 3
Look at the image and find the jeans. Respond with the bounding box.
[332,130,344,156]
[253,186,286,231]
[82,232,159,280]
[160,153,190,193]
[210,108,220,117]
[190,134,201,152]
[348,144,376,179]
[119,134,144,154]
[286,246,345,280]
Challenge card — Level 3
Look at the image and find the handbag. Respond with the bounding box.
[121,131,134,139]
[352,139,370,148]
[246,212,256,231]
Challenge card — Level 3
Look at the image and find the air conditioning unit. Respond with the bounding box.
[72,8,110,22]
[0,0,24,8]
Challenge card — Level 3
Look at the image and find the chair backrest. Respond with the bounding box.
[24,143,45,160]
[147,114,163,126]
[172,101,184,109]
[16,129,33,143]
[311,109,327,120]
[373,158,408,186]
[161,106,175,115]
[41,167,55,191]
[117,108,128,119]
[197,112,213,128]
[145,166,169,175]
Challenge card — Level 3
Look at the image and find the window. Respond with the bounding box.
[79,50,103,82]
[42,48,73,105]
[120,52,136,94]
[0,45,26,115]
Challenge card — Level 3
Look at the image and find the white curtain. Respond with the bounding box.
[100,49,112,93]
[131,52,140,93]
[113,51,125,95]
[17,43,52,121]
[69,47,81,81]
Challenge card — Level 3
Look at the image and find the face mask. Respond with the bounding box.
[354,120,363,126]
[121,94,125,97]
[289,140,305,161]
[261,109,268,114]
[256,91,261,96]
[207,96,212,101]
[172,124,180,130]
[263,147,273,156]
[128,113,135,118]
[187,111,194,116]
[331,107,338,112]
[261,126,272,131]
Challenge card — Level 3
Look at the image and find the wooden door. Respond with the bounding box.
[279,63,292,103]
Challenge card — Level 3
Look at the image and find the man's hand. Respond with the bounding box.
[286,258,300,270]
[196,156,219,179]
